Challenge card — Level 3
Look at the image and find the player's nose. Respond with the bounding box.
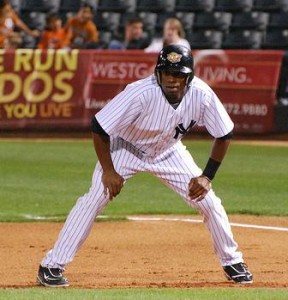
[166,74,177,82]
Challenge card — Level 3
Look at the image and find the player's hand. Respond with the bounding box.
[102,170,124,201]
[188,175,212,202]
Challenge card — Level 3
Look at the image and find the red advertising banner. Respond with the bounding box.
[193,50,284,133]
[0,49,284,133]
[85,50,156,112]
[0,49,92,130]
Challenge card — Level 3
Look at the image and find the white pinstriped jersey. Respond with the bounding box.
[41,75,244,272]
[96,75,234,158]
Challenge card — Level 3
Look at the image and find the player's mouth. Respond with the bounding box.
[166,85,179,92]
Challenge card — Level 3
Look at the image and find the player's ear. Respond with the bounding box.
[155,70,162,86]
[186,72,194,85]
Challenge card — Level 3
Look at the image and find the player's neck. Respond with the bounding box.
[164,91,185,105]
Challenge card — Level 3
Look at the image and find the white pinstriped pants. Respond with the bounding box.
[41,139,243,269]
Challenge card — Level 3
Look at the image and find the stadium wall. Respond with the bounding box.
[0,49,286,134]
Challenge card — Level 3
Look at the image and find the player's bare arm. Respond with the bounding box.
[189,132,233,202]
[209,134,232,162]
[92,120,124,200]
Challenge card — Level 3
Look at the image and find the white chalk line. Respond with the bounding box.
[0,213,287,232]
[0,213,63,221]
[127,216,288,232]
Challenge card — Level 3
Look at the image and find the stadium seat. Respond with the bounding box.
[268,12,288,29]
[21,33,37,48]
[84,0,99,11]
[60,1,98,12]
[262,29,288,49]
[118,13,138,29]
[10,0,22,13]
[222,30,263,49]
[59,0,98,13]
[214,0,253,12]
[59,11,75,24]
[98,30,112,48]
[175,0,215,12]
[230,12,269,31]
[93,12,121,33]
[175,12,195,32]
[136,0,174,13]
[21,0,61,12]
[98,0,135,13]
[193,12,232,32]
[164,0,176,12]
[155,12,196,33]
[59,0,82,13]
[138,12,158,35]
[187,30,223,49]
[155,12,177,31]
[20,11,47,31]
[253,0,288,12]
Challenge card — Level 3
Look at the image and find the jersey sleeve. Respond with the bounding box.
[202,91,234,138]
[95,84,143,136]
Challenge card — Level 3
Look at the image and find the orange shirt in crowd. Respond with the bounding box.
[65,16,99,48]
[37,29,71,49]
[0,4,20,48]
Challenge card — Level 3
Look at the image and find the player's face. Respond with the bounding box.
[160,70,188,103]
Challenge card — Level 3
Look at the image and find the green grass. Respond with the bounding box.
[0,139,287,222]
[0,288,287,300]
[1,138,287,298]
[0,140,95,221]
[217,143,288,215]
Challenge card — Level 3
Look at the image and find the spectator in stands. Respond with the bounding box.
[3,31,22,48]
[108,16,150,50]
[64,4,100,49]
[0,0,39,49]
[145,17,190,52]
[37,13,71,49]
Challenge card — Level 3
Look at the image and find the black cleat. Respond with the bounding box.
[223,262,253,284]
[37,265,69,287]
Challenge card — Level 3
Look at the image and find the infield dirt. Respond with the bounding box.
[1,215,287,289]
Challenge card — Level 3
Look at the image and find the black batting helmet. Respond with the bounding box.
[155,44,194,85]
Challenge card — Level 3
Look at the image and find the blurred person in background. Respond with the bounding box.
[3,30,22,48]
[145,17,190,52]
[0,0,39,49]
[108,16,150,50]
[37,13,71,49]
[64,3,100,49]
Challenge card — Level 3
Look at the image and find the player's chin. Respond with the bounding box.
[165,91,181,102]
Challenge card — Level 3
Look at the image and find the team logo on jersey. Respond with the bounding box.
[174,120,196,139]
[167,52,182,64]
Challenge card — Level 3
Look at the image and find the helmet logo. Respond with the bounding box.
[167,52,182,63]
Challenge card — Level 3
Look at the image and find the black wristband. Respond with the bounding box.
[202,158,221,181]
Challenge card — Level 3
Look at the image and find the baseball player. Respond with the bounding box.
[37,44,253,287]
